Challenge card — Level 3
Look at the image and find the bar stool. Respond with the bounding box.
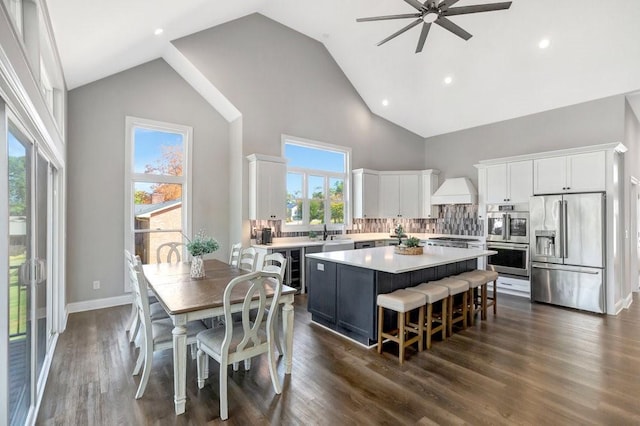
[435,278,469,337]
[455,271,488,326]
[405,283,449,349]
[479,270,499,317]
[377,289,426,365]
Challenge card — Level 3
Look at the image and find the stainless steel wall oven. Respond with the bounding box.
[486,204,530,277]
[486,242,530,277]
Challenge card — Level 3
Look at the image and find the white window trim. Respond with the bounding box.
[123,116,193,292]
[281,134,351,232]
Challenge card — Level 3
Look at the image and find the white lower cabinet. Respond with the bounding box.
[488,276,530,298]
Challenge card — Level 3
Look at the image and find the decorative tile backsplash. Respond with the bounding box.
[250,205,482,238]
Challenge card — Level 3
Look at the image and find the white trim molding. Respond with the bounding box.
[66,295,132,315]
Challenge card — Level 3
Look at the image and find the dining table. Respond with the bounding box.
[141,259,296,415]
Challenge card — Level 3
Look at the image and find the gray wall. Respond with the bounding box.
[424,95,626,185]
[67,59,229,303]
[172,13,426,170]
[624,100,640,296]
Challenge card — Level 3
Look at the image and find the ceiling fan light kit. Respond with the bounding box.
[357,0,512,53]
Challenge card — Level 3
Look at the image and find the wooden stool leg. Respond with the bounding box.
[398,310,405,365]
[441,299,447,341]
[418,306,424,352]
[377,306,384,354]
[461,292,467,330]
[492,280,497,315]
[426,303,433,349]
[447,296,453,337]
[481,284,488,320]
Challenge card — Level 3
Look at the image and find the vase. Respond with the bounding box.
[190,256,205,279]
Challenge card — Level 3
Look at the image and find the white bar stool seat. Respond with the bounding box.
[406,283,449,349]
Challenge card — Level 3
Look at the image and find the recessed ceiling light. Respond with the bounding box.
[382,99,389,107]
[538,38,550,49]
[154,28,164,36]
[443,76,453,85]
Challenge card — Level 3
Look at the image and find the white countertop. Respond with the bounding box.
[252,232,484,250]
[305,245,496,274]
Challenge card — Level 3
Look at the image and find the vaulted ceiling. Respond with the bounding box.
[46,0,640,138]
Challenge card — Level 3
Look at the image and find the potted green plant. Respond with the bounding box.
[395,236,423,255]
[185,229,219,278]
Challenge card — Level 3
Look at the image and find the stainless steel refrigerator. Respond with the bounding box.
[529,192,605,313]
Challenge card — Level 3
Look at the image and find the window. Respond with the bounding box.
[282,135,350,231]
[124,117,192,277]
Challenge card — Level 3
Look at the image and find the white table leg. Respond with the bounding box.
[172,315,188,415]
[282,297,294,374]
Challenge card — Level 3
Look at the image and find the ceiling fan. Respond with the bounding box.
[357,0,512,53]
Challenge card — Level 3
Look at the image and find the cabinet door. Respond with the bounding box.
[485,163,508,203]
[533,156,566,194]
[421,172,439,218]
[398,174,420,218]
[507,160,533,203]
[379,175,400,218]
[566,151,605,193]
[353,171,379,218]
[307,259,337,324]
[260,160,286,220]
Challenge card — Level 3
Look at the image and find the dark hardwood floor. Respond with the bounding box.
[37,293,640,425]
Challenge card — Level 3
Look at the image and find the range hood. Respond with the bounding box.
[431,177,478,205]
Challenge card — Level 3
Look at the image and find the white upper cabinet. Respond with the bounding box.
[379,173,420,218]
[353,169,379,219]
[421,170,440,218]
[485,160,532,204]
[534,151,605,194]
[247,154,287,220]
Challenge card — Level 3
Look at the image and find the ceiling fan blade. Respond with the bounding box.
[404,0,425,11]
[438,0,461,11]
[435,16,472,40]
[443,2,512,16]
[377,18,423,46]
[415,22,431,53]
[357,13,421,22]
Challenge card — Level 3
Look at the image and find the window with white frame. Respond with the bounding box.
[282,135,350,231]
[124,117,192,270]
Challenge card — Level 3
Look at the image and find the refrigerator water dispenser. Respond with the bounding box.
[535,230,557,257]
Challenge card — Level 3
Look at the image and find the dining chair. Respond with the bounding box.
[156,242,185,263]
[228,242,242,268]
[124,250,169,345]
[128,259,207,399]
[261,253,287,356]
[238,247,258,272]
[196,271,283,420]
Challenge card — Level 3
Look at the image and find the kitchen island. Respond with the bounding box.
[305,245,495,345]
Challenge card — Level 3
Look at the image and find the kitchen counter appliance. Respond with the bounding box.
[530,192,605,313]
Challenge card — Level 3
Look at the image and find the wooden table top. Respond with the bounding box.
[142,259,296,315]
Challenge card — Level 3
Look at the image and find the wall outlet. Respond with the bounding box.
[92,280,100,290]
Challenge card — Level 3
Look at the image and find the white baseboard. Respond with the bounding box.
[66,294,131,314]
[622,292,633,309]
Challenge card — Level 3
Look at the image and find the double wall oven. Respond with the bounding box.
[486,204,530,277]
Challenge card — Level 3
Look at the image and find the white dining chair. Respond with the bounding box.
[261,253,287,356]
[156,242,185,263]
[238,247,258,272]
[228,242,242,268]
[196,271,283,420]
[124,250,169,345]
[128,259,207,399]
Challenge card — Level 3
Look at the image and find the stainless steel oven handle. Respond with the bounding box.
[486,243,529,251]
[502,214,507,240]
[505,214,511,240]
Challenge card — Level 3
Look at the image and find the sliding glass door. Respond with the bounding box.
[3,106,55,425]
[7,125,32,426]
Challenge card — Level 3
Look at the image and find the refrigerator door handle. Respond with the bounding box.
[531,263,600,275]
[557,200,564,258]
[563,200,568,259]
